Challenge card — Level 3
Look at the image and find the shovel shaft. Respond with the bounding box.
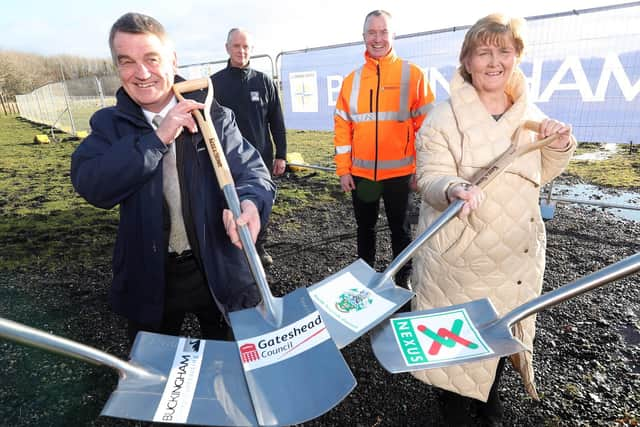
[287,162,336,172]
[498,252,640,328]
[374,200,464,287]
[0,317,162,381]
[173,79,282,325]
[223,185,282,325]
[545,196,640,211]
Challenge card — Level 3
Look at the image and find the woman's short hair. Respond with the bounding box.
[458,13,526,83]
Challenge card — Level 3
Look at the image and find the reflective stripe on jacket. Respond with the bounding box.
[334,48,435,180]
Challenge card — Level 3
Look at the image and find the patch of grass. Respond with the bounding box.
[1,116,637,271]
[0,115,117,271]
[273,184,340,217]
[563,382,581,397]
[567,144,640,188]
[272,129,341,216]
[272,187,315,216]
[287,129,334,166]
[286,130,337,185]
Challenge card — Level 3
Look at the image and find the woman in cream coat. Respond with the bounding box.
[412,14,575,426]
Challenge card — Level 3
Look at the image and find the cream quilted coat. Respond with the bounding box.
[411,68,575,402]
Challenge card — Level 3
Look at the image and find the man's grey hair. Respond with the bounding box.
[226,28,252,45]
[109,12,171,63]
[363,10,392,34]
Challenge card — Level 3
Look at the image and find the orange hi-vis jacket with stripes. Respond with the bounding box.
[334,48,435,181]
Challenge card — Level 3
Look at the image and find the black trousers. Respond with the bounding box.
[351,175,412,274]
[256,221,269,249]
[256,160,274,250]
[438,357,507,425]
[127,252,231,347]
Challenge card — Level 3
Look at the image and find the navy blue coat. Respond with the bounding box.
[211,62,287,169]
[71,82,275,326]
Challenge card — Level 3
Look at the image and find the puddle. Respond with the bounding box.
[544,183,640,222]
[572,143,619,161]
[619,324,640,373]
[620,324,640,346]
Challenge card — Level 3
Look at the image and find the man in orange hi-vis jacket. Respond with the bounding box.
[334,9,435,290]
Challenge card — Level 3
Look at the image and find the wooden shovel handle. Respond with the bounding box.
[172,78,281,322]
[517,120,561,155]
[523,120,540,132]
[173,77,210,93]
[172,78,235,189]
[472,120,560,189]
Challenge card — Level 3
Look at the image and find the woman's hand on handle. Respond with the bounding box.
[448,183,485,218]
[539,118,572,150]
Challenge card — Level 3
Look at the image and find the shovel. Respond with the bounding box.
[308,121,553,349]
[286,152,336,172]
[287,162,336,172]
[371,252,640,372]
[540,180,556,220]
[173,78,356,427]
[0,318,258,426]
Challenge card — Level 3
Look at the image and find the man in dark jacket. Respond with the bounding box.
[211,28,287,266]
[71,13,275,346]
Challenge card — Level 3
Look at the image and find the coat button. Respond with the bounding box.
[530,218,534,222]
[524,248,529,253]
[517,280,522,285]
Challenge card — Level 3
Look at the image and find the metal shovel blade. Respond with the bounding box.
[229,287,356,426]
[101,332,257,426]
[0,318,256,426]
[308,259,414,349]
[540,199,557,220]
[370,299,522,373]
[540,181,556,220]
[371,252,640,373]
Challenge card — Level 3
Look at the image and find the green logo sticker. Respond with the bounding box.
[335,288,373,313]
[391,309,493,366]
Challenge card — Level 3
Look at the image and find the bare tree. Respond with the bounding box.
[0,50,113,96]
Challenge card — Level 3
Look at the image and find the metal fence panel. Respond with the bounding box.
[178,54,276,80]
[16,75,119,136]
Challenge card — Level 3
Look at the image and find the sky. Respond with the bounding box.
[0,0,629,66]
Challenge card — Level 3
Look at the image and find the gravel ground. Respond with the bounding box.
[0,172,638,427]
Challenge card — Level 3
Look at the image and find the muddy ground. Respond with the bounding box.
[0,172,638,427]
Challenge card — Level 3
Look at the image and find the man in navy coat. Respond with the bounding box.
[71,12,275,345]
